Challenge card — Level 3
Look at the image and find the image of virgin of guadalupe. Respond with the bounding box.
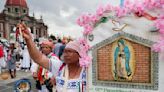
[14,78,31,92]
[113,39,132,80]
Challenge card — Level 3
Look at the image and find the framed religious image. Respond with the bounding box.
[92,32,158,90]
[111,39,135,81]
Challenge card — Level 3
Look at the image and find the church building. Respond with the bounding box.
[0,0,48,40]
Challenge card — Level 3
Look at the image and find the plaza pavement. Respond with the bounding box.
[0,70,37,92]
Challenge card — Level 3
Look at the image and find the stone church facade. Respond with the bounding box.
[0,0,48,40]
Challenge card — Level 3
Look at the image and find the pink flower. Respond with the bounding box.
[153,36,164,52]
[114,6,127,17]
[76,14,93,26]
[78,38,90,52]
[159,28,164,34]
[80,44,90,53]
[151,0,163,8]
[154,17,164,34]
[124,0,134,13]
[104,3,112,13]
[144,0,163,9]
[90,14,99,23]
[144,0,154,9]
[78,38,87,44]
[133,1,145,15]
[96,5,105,17]
[79,55,92,67]
[78,37,92,67]
[83,25,93,35]
[76,17,83,26]
[155,20,164,28]
[159,14,164,19]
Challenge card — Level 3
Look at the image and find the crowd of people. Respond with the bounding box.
[0,36,70,76]
[0,30,87,92]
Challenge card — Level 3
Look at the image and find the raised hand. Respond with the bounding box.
[22,28,32,41]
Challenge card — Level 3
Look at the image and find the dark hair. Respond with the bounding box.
[34,39,39,42]
[58,39,62,43]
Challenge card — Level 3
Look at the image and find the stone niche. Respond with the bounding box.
[92,32,158,90]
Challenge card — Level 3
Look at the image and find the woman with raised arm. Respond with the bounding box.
[22,25,87,92]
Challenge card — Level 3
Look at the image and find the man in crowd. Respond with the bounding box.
[31,40,60,92]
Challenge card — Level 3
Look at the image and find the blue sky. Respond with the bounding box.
[0,0,120,38]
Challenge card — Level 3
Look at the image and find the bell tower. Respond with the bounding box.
[4,0,29,17]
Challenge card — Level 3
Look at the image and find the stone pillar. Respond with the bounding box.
[33,26,36,39]
[4,21,9,40]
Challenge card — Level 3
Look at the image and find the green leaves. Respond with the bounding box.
[94,17,109,27]
[100,17,108,23]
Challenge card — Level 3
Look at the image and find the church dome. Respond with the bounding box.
[5,0,28,8]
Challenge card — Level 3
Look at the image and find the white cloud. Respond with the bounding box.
[60,6,77,18]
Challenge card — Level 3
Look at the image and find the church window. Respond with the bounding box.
[8,8,11,12]
[23,9,26,13]
[10,26,14,32]
[15,8,19,13]
[39,29,41,37]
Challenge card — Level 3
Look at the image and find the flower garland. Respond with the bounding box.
[153,14,164,52]
[77,0,164,67]
[78,37,91,67]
